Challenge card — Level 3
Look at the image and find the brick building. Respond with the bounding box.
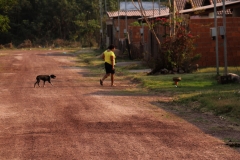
[106,0,240,67]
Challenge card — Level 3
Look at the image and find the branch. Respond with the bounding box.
[131,0,161,46]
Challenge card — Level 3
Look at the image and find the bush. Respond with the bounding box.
[4,42,13,49]
[17,39,32,48]
[147,14,201,74]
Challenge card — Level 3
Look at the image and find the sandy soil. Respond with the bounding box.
[0,49,240,160]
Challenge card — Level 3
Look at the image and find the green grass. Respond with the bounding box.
[138,72,240,122]
[74,49,240,123]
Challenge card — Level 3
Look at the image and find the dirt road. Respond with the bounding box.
[0,49,240,160]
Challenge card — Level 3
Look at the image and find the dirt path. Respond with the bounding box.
[0,49,240,160]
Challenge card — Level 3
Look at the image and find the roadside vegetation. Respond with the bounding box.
[75,49,240,125]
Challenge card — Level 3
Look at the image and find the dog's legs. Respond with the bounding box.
[34,80,40,87]
[48,80,53,86]
[43,81,46,87]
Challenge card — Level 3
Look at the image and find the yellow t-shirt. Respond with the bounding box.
[104,50,116,65]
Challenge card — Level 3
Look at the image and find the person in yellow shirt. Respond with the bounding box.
[100,44,116,86]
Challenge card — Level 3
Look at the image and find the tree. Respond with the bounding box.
[0,0,119,47]
[0,15,10,32]
[131,0,200,74]
[0,0,17,32]
[157,15,200,72]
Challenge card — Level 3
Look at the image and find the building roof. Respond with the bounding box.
[174,0,235,16]
[107,8,169,18]
[175,0,233,11]
[119,2,161,10]
[107,0,240,19]
[175,0,186,11]
[179,0,239,15]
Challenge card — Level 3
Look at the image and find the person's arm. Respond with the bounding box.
[101,52,105,60]
[110,55,114,69]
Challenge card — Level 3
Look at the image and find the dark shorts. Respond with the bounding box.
[105,62,115,74]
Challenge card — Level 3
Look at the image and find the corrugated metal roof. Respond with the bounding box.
[185,0,233,15]
[175,0,233,11]
[217,9,232,15]
[175,0,187,11]
[119,2,160,10]
[179,0,238,14]
[107,8,170,18]
[107,0,239,18]
[192,0,205,7]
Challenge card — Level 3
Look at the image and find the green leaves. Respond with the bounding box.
[159,15,200,72]
[0,0,118,45]
[0,0,17,33]
[0,15,10,32]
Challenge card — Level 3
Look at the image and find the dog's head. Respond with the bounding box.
[50,74,56,79]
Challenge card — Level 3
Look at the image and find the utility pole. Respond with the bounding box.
[214,0,219,75]
[105,0,107,12]
[99,0,103,49]
[153,0,155,17]
[118,0,120,39]
[158,0,161,15]
[125,0,127,34]
[223,0,228,75]
[140,0,144,45]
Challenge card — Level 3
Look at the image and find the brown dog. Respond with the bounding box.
[34,74,56,87]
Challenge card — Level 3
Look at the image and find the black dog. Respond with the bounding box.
[34,74,56,88]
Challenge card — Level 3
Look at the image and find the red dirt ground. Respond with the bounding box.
[0,49,240,159]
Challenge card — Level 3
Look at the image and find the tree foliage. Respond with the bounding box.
[0,0,17,32]
[131,0,200,74]
[0,0,118,46]
[146,15,201,74]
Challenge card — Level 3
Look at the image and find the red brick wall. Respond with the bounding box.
[128,26,149,44]
[189,17,240,67]
[113,19,138,40]
[112,19,149,46]
[110,17,240,67]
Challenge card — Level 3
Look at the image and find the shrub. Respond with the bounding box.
[4,42,13,49]
[17,39,32,48]
[148,14,201,74]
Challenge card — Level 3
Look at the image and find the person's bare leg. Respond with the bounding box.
[102,73,109,81]
[111,74,115,86]
[100,73,110,86]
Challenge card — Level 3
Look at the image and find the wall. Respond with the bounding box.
[189,17,240,67]
[109,17,240,67]
[112,19,138,40]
